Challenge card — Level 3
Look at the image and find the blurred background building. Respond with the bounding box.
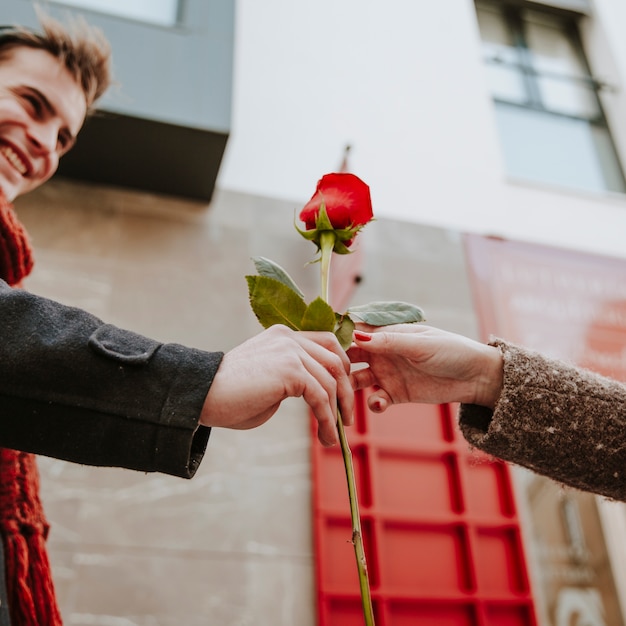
[5,0,626,624]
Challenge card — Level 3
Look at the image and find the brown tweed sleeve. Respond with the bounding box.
[459,339,626,501]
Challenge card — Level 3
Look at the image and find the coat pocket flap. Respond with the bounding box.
[89,324,161,365]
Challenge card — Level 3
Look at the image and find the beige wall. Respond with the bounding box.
[14,178,477,626]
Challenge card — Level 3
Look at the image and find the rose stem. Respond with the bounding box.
[319,232,375,626]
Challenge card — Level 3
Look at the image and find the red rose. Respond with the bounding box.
[300,173,373,234]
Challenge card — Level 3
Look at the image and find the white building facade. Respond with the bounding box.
[221,0,626,261]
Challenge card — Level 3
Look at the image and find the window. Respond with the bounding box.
[475,0,626,194]
[50,0,180,27]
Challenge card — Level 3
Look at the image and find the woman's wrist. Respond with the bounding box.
[474,345,504,409]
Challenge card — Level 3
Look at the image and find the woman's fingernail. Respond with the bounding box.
[354,331,372,342]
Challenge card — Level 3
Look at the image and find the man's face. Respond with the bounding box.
[0,46,87,201]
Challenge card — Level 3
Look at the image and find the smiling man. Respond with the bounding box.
[0,16,353,626]
[0,22,103,200]
[0,45,84,198]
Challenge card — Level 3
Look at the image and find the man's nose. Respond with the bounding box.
[27,121,58,155]
[26,122,61,181]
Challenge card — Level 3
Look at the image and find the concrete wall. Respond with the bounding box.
[14,178,476,625]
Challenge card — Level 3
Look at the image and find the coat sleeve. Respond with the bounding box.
[458,339,626,500]
[0,280,223,478]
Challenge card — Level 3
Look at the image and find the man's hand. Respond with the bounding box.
[199,325,354,446]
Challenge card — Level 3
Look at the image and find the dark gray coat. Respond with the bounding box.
[0,280,222,479]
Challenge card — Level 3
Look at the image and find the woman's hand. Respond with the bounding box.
[348,324,503,412]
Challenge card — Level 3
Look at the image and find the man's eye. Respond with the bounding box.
[58,135,70,153]
[57,128,75,153]
[23,94,42,115]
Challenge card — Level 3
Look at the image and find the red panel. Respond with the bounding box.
[318,516,377,592]
[473,528,528,593]
[484,604,535,626]
[368,401,455,446]
[376,451,462,516]
[318,446,371,510]
[324,600,365,626]
[324,598,379,626]
[463,454,515,518]
[312,392,536,625]
[379,522,473,593]
[319,518,361,590]
[388,602,477,626]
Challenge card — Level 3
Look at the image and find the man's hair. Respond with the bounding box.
[0,11,112,110]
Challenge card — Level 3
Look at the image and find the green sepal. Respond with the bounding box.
[334,313,355,351]
[347,301,426,326]
[331,238,352,255]
[301,297,336,332]
[295,225,318,242]
[295,203,362,256]
[251,256,305,299]
[315,202,334,231]
[246,275,307,330]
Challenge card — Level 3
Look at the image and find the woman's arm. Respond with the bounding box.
[350,325,626,500]
[460,339,626,500]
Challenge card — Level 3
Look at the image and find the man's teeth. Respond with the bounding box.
[1,146,27,175]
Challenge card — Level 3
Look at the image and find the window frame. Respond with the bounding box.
[48,0,182,28]
[476,0,626,194]
[481,2,600,121]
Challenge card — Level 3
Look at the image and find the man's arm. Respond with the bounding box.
[0,280,221,477]
[0,281,355,477]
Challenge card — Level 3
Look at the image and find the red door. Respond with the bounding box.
[311,393,537,626]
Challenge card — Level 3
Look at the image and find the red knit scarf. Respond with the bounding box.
[0,192,63,625]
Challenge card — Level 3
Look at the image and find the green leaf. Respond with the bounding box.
[246,275,307,330]
[334,313,355,351]
[251,256,305,299]
[347,301,426,326]
[300,297,336,332]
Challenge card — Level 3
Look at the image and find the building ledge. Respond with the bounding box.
[57,111,228,202]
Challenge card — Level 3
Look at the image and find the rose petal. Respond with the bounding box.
[299,173,373,232]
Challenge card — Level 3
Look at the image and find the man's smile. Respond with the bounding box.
[0,142,29,176]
